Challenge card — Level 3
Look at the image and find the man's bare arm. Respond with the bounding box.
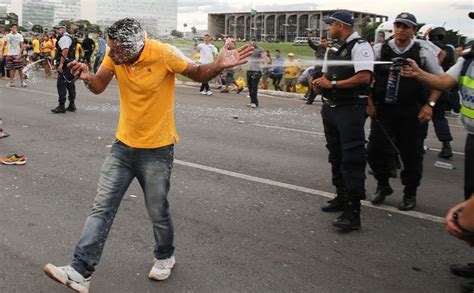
[401,58,457,91]
[68,60,114,94]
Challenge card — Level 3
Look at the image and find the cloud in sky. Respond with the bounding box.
[176,0,474,37]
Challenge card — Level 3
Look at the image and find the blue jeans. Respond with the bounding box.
[71,140,175,277]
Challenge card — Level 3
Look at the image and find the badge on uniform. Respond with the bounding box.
[340,49,348,57]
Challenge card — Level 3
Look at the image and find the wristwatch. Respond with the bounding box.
[428,100,436,107]
[331,80,337,88]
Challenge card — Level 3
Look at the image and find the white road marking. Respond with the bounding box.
[427,147,465,156]
[175,159,445,223]
[252,123,326,136]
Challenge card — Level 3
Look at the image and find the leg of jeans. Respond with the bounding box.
[133,145,175,260]
[250,72,261,106]
[71,143,134,277]
[57,75,67,105]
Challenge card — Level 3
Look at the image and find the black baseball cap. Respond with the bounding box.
[323,10,354,27]
[469,12,474,19]
[394,12,417,28]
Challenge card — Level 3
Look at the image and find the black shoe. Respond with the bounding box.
[461,279,474,292]
[333,201,361,231]
[321,195,346,212]
[66,102,76,112]
[51,105,66,114]
[439,141,453,159]
[305,101,313,105]
[451,263,474,278]
[236,88,243,94]
[398,194,416,211]
[371,184,393,204]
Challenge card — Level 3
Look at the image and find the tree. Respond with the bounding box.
[170,29,183,38]
[183,23,187,31]
[31,24,43,33]
[361,19,380,43]
[191,26,197,37]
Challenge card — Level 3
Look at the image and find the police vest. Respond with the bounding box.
[55,34,76,62]
[459,54,474,134]
[324,38,371,101]
[374,42,425,105]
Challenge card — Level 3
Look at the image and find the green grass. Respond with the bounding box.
[162,40,316,83]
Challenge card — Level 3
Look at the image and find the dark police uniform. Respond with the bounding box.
[368,38,443,210]
[51,32,77,113]
[320,31,374,230]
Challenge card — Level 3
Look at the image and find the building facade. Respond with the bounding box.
[22,0,80,30]
[95,0,177,38]
[208,9,388,42]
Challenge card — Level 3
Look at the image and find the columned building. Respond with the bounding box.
[208,9,388,42]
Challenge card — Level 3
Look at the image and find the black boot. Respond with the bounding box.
[451,263,474,278]
[66,101,76,112]
[51,104,66,114]
[371,183,393,204]
[398,193,416,211]
[333,201,361,231]
[461,279,474,292]
[439,141,453,159]
[321,188,346,212]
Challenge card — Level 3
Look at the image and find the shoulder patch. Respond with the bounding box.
[357,39,367,44]
[361,49,371,57]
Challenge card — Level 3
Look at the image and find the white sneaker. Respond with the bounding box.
[148,256,176,281]
[206,91,213,96]
[6,81,14,87]
[199,90,206,95]
[21,81,27,88]
[44,264,90,292]
[250,103,257,108]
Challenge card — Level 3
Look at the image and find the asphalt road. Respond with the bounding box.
[0,75,471,292]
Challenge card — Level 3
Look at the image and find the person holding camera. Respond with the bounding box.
[366,12,443,211]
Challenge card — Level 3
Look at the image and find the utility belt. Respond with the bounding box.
[322,96,368,107]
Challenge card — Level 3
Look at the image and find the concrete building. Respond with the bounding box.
[96,0,177,38]
[22,0,80,30]
[208,9,388,42]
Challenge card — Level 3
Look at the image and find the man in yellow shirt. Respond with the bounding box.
[43,18,252,292]
[283,52,301,92]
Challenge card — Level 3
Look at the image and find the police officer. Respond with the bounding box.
[313,10,374,231]
[425,26,455,159]
[367,13,443,210]
[51,25,78,114]
[401,16,474,289]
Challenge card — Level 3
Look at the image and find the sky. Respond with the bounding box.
[77,0,471,37]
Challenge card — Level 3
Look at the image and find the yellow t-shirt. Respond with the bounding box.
[32,39,40,53]
[41,40,52,53]
[1,37,7,55]
[283,59,301,79]
[75,43,82,58]
[101,39,189,148]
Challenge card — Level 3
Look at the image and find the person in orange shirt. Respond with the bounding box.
[43,18,253,292]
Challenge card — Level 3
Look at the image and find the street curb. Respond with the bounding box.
[175,80,306,99]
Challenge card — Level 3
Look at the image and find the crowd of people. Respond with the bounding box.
[0,10,473,292]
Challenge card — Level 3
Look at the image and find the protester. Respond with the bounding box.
[93,32,106,73]
[81,33,95,70]
[261,49,272,89]
[270,49,284,91]
[283,53,300,93]
[196,34,218,95]
[246,38,264,108]
[43,18,252,292]
[1,24,26,87]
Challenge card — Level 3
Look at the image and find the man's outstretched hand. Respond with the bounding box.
[216,42,253,69]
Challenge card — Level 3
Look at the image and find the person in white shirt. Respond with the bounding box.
[196,34,217,95]
[0,24,26,87]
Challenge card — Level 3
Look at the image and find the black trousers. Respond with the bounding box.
[367,104,424,195]
[57,73,76,105]
[421,93,453,142]
[247,70,262,106]
[465,133,474,200]
[321,103,367,200]
[200,82,210,92]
